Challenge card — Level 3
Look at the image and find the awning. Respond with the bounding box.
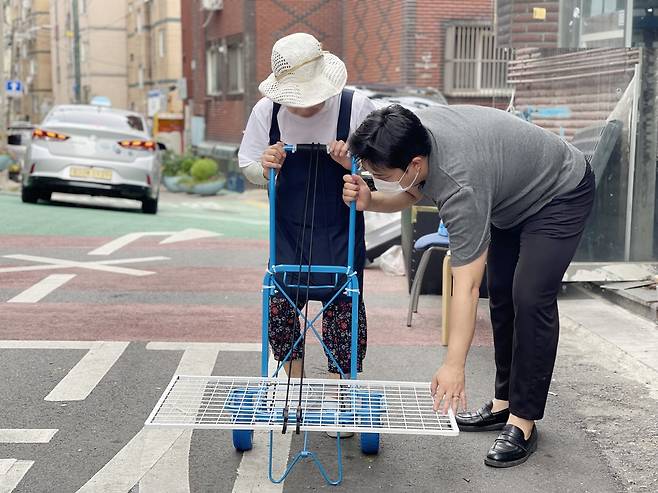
[196,141,239,161]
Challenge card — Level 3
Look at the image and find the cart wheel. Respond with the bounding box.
[360,432,379,455]
[232,430,253,452]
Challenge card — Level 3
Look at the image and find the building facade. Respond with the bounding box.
[50,0,128,109]
[126,0,183,116]
[5,0,52,123]
[181,0,509,155]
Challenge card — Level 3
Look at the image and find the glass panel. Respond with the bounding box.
[506,45,656,261]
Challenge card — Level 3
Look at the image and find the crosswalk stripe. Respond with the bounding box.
[0,460,34,493]
[77,344,226,492]
[231,353,292,493]
[0,429,58,443]
[45,342,129,401]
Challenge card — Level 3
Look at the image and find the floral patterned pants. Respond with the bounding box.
[268,294,367,374]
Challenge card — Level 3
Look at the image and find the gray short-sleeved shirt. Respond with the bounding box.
[417,105,587,267]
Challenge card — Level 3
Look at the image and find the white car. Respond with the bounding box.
[21,105,162,214]
[6,121,36,166]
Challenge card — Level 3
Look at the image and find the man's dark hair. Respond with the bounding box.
[348,104,431,171]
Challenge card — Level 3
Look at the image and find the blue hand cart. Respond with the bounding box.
[233,145,375,484]
[145,145,459,487]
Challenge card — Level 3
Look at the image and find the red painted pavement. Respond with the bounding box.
[0,234,493,347]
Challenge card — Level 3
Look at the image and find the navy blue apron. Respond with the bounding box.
[269,89,366,303]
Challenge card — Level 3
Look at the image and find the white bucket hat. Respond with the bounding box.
[258,33,347,108]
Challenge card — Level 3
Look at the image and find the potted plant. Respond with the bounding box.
[176,154,197,193]
[161,151,184,192]
[190,158,226,196]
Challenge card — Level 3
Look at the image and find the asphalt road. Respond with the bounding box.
[0,190,656,492]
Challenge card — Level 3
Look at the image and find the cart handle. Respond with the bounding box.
[268,144,358,272]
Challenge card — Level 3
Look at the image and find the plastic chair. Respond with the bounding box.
[406,221,452,345]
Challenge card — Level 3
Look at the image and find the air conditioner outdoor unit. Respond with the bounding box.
[202,0,223,10]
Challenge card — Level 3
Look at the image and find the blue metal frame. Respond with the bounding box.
[257,147,361,485]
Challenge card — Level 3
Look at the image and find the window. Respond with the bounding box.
[585,0,625,17]
[137,11,143,33]
[206,44,221,95]
[227,42,244,94]
[80,0,86,15]
[138,65,144,89]
[159,30,165,58]
[444,24,513,97]
[559,0,630,48]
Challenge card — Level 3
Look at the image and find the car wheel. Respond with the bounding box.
[21,187,39,204]
[40,191,52,201]
[142,197,158,214]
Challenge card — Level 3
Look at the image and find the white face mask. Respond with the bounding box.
[372,165,419,194]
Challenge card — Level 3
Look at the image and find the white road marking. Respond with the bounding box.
[0,340,127,402]
[0,254,168,276]
[232,353,292,493]
[88,232,163,256]
[159,228,221,245]
[45,342,129,401]
[0,429,58,443]
[78,342,254,492]
[88,229,220,256]
[139,343,225,493]
[0,460,34,493]
[159,211,268,226]
[146,342,261,352]
[7,274,76,303]
[75,427,188,493]
[0,341,97,349]
[0,460,15,476]
[138,431,192,493]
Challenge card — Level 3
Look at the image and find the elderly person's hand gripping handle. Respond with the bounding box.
[260,141,287,179]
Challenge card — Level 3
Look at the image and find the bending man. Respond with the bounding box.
[343,104,594,468]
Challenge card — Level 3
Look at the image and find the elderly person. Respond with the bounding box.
[238,33,376,424]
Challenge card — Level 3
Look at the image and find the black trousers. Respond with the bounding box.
[487,163,595,420]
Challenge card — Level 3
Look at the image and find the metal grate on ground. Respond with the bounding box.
[145,376,459,436]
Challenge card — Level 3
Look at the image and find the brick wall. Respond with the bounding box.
[254,0,343,84]
[205,1,246,142]
[415,0,493,90]
[181,0,206,117]
[496,0,559,48]
[342,0,405,85]
[182,0,505,145]
[342,0,495,94]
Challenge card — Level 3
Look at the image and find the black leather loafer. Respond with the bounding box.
[455,401,510,431]
[484,424,538,468]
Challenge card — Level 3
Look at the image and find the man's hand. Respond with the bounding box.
[430,363,467,414]
[261,141,286,179]
[328,140,352,170]
[342,174,371,211]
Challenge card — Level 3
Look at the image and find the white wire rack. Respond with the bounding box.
[145,376,459,436]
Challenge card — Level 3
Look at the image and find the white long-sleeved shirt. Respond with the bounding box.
[238,92,376,185]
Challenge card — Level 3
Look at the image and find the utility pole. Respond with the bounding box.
[1,0,6,141]
[72,0,81,103]
[5,0,15,129]
[631,8,658,259]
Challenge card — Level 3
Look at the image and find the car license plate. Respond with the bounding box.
[70,166,113,181]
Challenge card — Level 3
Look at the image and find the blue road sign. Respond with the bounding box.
[5,80,23,95]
